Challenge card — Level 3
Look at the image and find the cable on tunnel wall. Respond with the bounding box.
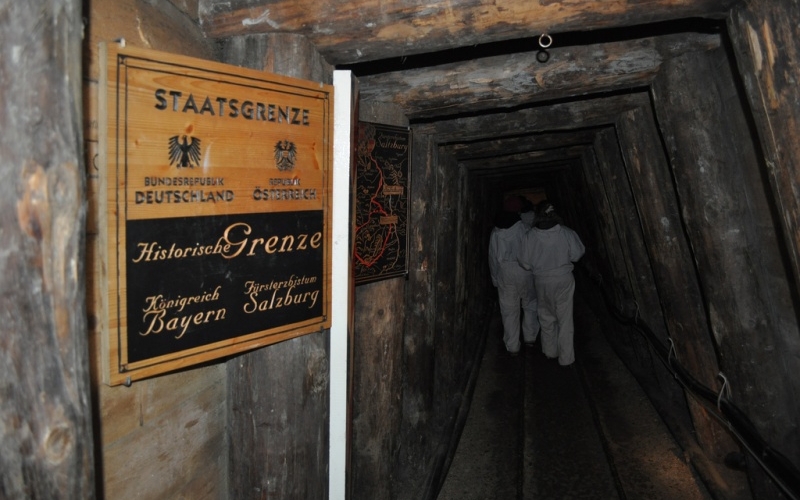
[581,267,800,500]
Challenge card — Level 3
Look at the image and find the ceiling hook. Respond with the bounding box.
[538,33,553,49]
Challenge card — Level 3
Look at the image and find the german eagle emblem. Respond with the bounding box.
[274,140,297,171]
[168,135,202,168]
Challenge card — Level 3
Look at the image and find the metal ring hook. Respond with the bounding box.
[539,33,553,49]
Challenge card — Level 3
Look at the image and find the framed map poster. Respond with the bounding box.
[98,43,332,385]
[353,122,411,284]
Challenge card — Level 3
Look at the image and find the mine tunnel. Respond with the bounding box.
[3,1,800,500]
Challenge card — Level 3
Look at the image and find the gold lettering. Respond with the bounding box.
[219,222,251,259]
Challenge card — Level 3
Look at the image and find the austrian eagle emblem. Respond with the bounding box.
[274,140,297,171]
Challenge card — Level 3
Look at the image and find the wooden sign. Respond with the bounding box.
[353,122,411,284]
[98,43,332,385]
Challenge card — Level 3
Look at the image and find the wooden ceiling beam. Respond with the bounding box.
[460,145,589,171]
[198,0,734,64]
[443,128,600,160]
[359,33,719,119]
[415,92,649,143]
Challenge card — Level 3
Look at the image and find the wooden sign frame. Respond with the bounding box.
[98,43,333,385]
[353,122,411,284]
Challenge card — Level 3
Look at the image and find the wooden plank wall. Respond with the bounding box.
[538,49,782,495]
[394,142,494,500]
[588,127,701,444]
[83,1,228,499]
[616,100,752,497]
[220,33,333,500]
[552,34,800,498]
[583,120,750,496]
[348,101,408,499]
[728,1,800,298]
[0,1,95,498]
[727,5,800,493]
[652,44,800,498]
[393,132,438,495]
[347,107,494,499]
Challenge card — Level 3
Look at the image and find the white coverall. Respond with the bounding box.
[489,220,539,353]
[520,210,536,228]
[518,224,585,365]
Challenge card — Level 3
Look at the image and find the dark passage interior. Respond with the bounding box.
[6,2,800,500]
[338,11,800,500]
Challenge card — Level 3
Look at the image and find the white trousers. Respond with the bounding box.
[497,273,539,352]
[534,273,576,365]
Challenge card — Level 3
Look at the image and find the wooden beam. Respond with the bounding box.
[223,34,331,500]
[459,145,588,171]
[199,0,734,64]
[468,160,575,179]
[443,129,599,160]
[652,46,800,495]
[477,160,579,191]
[358,33,719,119]
[413,92,649,143]
[0,1,95,498]
[728,1,800,313]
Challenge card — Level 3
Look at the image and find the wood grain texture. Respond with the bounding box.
[199,0,734,64]
[224,32,331,500]
[652,47,800,470]
[85,1,229,498]
[347,101,407,499]
[592,126,709,462]
[358,33,720,119]
[444,129,598,161]
[728,2,800,303]
[413,93,645,143]
[614,104,721,401]
[0,1,95,498]
[84,0,215,82]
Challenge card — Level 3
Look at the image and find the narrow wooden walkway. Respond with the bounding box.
[437,292,719,500]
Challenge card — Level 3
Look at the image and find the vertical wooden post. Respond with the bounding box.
[432,149,461,417]
[222,34,332,500]
[728,1,800,297]
[592,128,694,423]
[349,102,408,500]
[575,140,633,306]
[616,103,731,459]
[0,1,95,498]
[395,132,438,496]
[651,46,800,495]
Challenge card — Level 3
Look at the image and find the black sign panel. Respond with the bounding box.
[124,211,324,363]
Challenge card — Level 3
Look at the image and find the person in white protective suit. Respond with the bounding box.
[518,202,585,366]
[488,210,540,355]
